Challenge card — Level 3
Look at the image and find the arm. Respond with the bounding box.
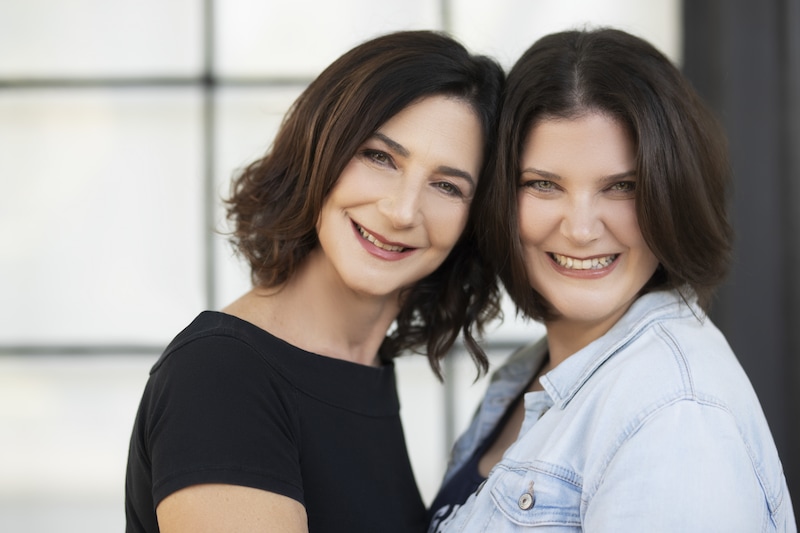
[157,483,308,533]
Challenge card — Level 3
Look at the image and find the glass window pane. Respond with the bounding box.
[0,88,205,344]
[212,86,304,306]
[0,353,154,532]
[451,0,682,69]
[0,0,203,77]
[396,355,448,505]
[215,0,441,78]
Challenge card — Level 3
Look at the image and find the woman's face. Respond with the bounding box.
[315,95,483,300]
[517,112,659,338]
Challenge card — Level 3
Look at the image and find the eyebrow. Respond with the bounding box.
[521,167,636,185]
[372,132,476,188]
[373,132,410,157]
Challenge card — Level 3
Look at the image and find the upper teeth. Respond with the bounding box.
[357,225,406,252]
[552,253,616,270]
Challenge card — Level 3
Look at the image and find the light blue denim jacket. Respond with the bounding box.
[432,290,796,532]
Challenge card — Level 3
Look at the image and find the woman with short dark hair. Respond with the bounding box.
[429,28,795,532]
[125,30,504,533]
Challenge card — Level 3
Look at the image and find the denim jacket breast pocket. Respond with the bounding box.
[488,463,582,530]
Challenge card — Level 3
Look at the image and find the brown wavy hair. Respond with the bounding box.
[225,31,504,377]
[479,28,732,321]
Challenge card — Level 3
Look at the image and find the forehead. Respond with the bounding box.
[521,112,635,176]
[377,95,484,167]
[381,95,480,134]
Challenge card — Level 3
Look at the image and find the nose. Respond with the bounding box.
[377,178,424,229]
[560,198,603,245]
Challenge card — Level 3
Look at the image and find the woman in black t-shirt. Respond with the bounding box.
[125,30,504,533]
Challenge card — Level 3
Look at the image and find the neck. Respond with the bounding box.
[224,255,402,367]
[543,318,614,368]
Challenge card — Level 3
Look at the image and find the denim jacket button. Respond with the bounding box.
[518,491,534,510]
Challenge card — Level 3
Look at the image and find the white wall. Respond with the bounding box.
[0,1,680,530]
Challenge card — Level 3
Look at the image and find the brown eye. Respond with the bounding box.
[433,181,464,198]
[521,179,556,192]
[609,181,635,192]
[360,149,394,167]
[370,151,389,164]
[362,150,392,165]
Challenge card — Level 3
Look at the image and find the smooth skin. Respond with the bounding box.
[478,111,660,477]
[156,95,484,532]
[157,485,308,533]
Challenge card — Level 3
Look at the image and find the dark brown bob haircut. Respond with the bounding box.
[226,30,504,377]
[479,28,732,321]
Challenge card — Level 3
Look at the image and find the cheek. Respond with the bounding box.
[315,198,330,234]
[428,202,470,247]
[618,211,660,273]
[316,185,344,232]
[517,197,548,245]
[331,160,381,201]
[619,210,650,248]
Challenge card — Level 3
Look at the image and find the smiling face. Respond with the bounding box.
[518,112,659,343]
[315,95,483,301]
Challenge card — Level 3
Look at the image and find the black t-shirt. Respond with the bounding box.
[125,311,426,532]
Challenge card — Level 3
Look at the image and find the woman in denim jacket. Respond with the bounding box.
[428,28,796,532]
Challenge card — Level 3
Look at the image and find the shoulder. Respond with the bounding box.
[594,298,745,402]
[621,309,756,413]
[130,314,309,511]
[139,312,303,427]
[150,311,304,383]
[580,312,791,522]
[584,310,766,455]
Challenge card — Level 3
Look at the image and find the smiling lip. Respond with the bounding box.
[548,252,619,277]
[352,221,416,260]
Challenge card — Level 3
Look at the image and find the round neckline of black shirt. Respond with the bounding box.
[158,310,401,417]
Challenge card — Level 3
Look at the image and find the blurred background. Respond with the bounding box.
[0,0,797,531]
